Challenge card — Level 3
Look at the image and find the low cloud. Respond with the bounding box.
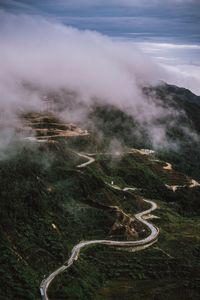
[136,41,200,95]
[0,10,197,151]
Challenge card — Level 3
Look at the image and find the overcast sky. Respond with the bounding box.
[0,0,199,44]
[0,0,199,152]
[0,0,200,88]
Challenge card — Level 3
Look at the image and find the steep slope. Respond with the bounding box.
[0,84,200,300]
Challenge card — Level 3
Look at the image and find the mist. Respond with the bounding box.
[0,10,198,151]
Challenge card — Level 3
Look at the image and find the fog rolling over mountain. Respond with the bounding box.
[0,10,199,152]
[0,3,200,300]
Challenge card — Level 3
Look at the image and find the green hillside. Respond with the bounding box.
[0,85,200,300]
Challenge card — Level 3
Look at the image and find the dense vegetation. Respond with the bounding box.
[0,84,200,299]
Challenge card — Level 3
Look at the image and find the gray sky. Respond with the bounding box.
[0,0,199,44]
[0,1,199,153]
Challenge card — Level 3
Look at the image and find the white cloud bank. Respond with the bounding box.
[0,10,198,150]
[135,41,200,95]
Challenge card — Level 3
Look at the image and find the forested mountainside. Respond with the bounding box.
[0,84,200,300]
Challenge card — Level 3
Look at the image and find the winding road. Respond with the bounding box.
[39,153,159,300]
[22,118,199,299]
[76,152,96,168]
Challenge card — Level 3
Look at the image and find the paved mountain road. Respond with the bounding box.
[39,153,159,300]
